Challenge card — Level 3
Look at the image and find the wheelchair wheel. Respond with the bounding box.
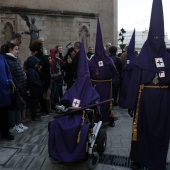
[87,152,99,170]
[96,129,107,153]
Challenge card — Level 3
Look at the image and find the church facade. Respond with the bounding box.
[0,0,118,62]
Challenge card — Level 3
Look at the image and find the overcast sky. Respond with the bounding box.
[118,0,170,37]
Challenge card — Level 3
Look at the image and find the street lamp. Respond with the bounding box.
[118,28,126,52]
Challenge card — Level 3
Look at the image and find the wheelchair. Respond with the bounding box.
[48,106,107,170]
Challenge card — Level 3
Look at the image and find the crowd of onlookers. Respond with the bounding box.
[0,32,126,141]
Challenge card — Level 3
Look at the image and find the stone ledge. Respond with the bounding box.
[0,6,98,19]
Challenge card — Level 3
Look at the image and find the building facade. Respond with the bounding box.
[0,0,118,62]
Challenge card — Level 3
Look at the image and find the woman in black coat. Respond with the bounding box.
[3,42,28,134]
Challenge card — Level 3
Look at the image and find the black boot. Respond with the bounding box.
[1,132,14,140]
[128,108,134,117]
[131,162,142,170]
[109,117,115,127]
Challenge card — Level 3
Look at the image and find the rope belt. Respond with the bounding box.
[91,79,112,82]
[91,79,114,117]
[77,110,86,143]
[132,84,169,141]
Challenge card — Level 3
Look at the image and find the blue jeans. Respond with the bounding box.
[50,80,60,109]
[8,108,21,128]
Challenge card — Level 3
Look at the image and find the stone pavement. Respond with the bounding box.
[0,106,170,170]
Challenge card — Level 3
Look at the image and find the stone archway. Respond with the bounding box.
[79,25,90,51]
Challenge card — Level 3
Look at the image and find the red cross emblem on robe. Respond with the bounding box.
[159,71,165,78]
[98,60,104,67]
[155,58,165,68]
[72,98,80,107]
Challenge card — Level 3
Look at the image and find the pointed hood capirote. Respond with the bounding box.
[94,18,110,65]
[125,29,137,70]
[127,29,135,58]
[95,18,105,61]
[61,37,100,107]
[77,38,89,78]
[134,0,170,72]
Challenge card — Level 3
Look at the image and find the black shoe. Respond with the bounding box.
[1,134,14,140]
[32,115,42,121]
[128,109,134,117]
[48,109,55,113]
[131,162,142,170]
[109,117,115,127]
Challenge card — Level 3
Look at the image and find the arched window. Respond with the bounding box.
[79,25,90,51]
[3,22,14,42]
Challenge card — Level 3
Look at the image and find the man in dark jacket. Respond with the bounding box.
[86,46,94,60]
[72,42,81,81]
[64,41,81,86]
[55,42,81,111]
[11,33,22,46]
[109,46,122,106]
[29,40,51,117]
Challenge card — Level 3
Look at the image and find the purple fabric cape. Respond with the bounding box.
[126,0,170,169]
[48,112,89,162]
[119,29,137,108]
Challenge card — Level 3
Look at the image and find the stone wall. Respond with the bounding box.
[0,0,117,63]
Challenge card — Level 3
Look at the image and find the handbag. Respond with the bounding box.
[11,89,26,109]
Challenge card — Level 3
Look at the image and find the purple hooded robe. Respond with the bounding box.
[119,29,137,108]
[88,18,119,123]
[126,0,170,169]
[48,38,100,162]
